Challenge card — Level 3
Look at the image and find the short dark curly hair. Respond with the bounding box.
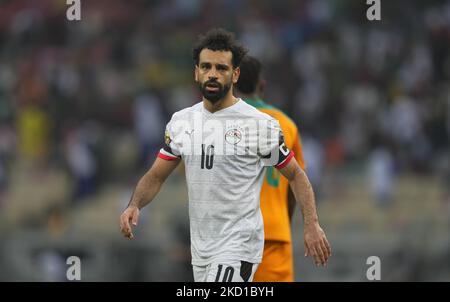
[192,28,248,68]
[236,55,262,94]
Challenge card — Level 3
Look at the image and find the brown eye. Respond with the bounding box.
[200,64,210,70]
[217,65,228,71]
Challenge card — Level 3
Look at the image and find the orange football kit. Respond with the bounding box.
[245,99,305,282]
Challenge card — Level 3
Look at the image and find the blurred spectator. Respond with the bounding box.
[302,135,325,200]
[35,250,67,282]
[367,136,396,208]
[133,93,165,168]
[0,123,16,207]
[17,105,51,162]
[63,122,98,203]
[0,160,5,206]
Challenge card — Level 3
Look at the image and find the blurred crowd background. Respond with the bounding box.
[0,0,450,281]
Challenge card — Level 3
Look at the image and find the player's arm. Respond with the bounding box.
[119,157,180,239]
[262,119,330,265]
[279,159,331,267]
[288,132,306,222]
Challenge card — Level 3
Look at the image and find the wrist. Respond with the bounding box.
[128,204,140,211]
[304,217,319,227]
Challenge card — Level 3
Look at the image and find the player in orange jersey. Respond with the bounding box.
[236,55,313,281]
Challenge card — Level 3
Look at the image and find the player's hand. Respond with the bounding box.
[120,206,140,239]
[304,222,331,267]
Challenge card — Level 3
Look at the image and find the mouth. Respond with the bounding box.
[205,83,220,92]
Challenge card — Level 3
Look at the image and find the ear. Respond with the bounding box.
[232,67,240,84]
[194,66,199,82]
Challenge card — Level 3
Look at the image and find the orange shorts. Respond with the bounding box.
[253,240,294,282]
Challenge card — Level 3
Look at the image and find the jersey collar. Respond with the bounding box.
[202,98,242,115]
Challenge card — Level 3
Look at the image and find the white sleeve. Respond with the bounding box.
[158,117,182,161]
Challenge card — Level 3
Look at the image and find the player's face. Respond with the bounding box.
[195,49,240,104]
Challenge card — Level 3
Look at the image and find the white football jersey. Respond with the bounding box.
[158,99,294,266]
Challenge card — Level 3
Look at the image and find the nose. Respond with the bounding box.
[207,67,219,80]
[208,76,218,83]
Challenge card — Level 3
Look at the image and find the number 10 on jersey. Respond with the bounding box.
[201,144,214,169]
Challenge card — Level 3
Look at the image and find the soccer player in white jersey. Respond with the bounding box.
[119,28,331,282]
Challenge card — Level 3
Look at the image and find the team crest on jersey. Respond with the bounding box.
[225,128,242,145]
[165,130,171,146]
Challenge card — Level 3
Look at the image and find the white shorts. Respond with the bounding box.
[193,260,258,282]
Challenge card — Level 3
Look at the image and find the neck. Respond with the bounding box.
[203,90,238,113]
